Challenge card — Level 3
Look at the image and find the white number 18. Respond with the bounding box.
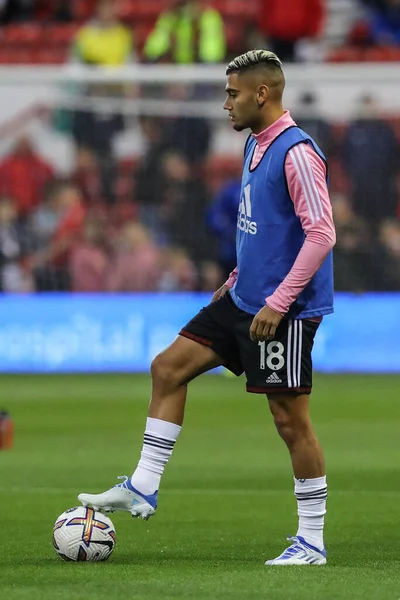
[258,341,285,371]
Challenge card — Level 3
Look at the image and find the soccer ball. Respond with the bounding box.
[52,506,116,562]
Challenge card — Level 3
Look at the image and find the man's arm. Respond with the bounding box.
[250,143,336,341]
[266,143,336,315]
[143,12,173,62]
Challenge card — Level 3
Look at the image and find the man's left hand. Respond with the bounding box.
[249,305,283,342]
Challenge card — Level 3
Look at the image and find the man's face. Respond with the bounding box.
[97,0,115,23]
[223,73,260,132]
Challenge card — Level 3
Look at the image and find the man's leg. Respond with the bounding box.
[266,392,327,563]
[268,393,325,478]
[78,335,222,517]
[129,336,223,496]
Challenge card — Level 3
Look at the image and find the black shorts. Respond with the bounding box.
[179,292,319,394]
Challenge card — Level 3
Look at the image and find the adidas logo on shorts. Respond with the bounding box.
[265,372,282,384]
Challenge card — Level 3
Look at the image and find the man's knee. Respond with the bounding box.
[151,336,222,391]
[151,352,180,387]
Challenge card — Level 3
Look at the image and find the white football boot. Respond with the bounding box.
[265,536,327,566]
[78,476,158,521]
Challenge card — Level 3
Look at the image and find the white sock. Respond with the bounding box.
[130,417,181,495]
[294,476,327,551]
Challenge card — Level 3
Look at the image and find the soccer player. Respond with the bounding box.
[79,50,335,566]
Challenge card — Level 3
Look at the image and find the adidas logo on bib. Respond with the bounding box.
[237,184,257,235]
[265,372,282,384]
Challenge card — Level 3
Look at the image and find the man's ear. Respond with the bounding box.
[257,84,269,107]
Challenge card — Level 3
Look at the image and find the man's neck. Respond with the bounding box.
[252,107,285,135]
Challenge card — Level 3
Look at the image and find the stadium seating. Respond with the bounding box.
[0,0,260,64]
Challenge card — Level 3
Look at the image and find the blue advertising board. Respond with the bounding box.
[0,293,398,373]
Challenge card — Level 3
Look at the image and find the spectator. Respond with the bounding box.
[162,84,211,167]
[332,194,379,291]
[0,197,33,292]
[0,136,54,217]
[71,101,124,162]
[72,0,133,66]
[136,101,211,236]
[72,147,103,207]
[342,95,399,226]
[198,260,224,291]
[68,0,133,203]
[144,0,226,64]
[69,215,110,292]
[375,219,400,290]
[106,222,161,292]
[366,0,400,46]
[293,92,334,157]
[29,180,62,251]
[206,179,240,274]
[256,0,325,62]
[158,247,198,291]
[31,182,85,291]
[159,152,215,264]
[71,100,124,204]
[135,117,169,240]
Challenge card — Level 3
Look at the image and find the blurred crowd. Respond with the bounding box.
[0,0,321,64]
[0,89,399,294]
[2,1,400,65]
[0,119,223,293]
[331,0,400,61]
[0,0,398,294]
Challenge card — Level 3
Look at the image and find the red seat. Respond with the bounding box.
[326,46,364,63]
[224,0,258,20]
[0,44,68,64]
[0,24,43,46]
[30,48,68,64]
[5,49,40,64]
[363,45,400,62]
[45,24,80,46]
[0,49,26,64]
[118,0,168,20]
[213,0,258,19]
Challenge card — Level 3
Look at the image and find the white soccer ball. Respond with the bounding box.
[52,506,116,562]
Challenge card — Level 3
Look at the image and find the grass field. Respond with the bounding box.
[1,373,400,600]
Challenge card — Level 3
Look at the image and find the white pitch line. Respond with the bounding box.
[0,487,276,496]
[0,487,399,496]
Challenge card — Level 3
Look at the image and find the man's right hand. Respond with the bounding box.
[211,284,230,303]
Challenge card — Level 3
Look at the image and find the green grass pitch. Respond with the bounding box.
[1,373,400,600]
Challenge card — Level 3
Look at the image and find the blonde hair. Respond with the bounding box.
[226,50,282,75]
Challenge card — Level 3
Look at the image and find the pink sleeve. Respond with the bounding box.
[266,144,336,315]
[224,266,238,289]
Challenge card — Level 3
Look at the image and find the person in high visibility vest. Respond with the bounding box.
[73,0,134,66]
[144,0,226,64]
[67,0,134,204]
